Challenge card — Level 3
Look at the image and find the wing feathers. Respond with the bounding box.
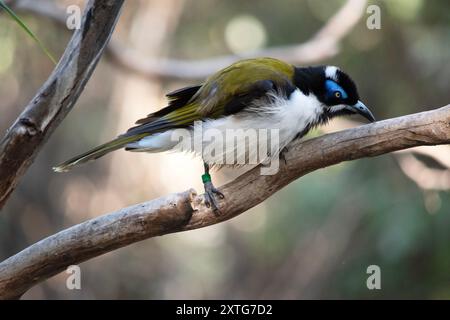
[135,85,201,125]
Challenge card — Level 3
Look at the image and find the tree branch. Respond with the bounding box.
[396,153,450,190]
[323,119,450,190]
[11,0,368,80]
[0,0,125,209]
[0,105,449,299]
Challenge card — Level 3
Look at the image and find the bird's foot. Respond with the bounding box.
[202,174,224,213]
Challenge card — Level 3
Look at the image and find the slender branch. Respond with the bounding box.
[11,0,367,80]
[0,0,125,209]
[0,105,449,299]
[107,0,367,80]
[324,118,450,190]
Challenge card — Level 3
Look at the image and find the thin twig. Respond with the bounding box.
[11,0,368,80]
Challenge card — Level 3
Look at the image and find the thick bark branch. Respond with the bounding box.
[11,0,367,80]
[0,105,449,299]
[0,0,124,209]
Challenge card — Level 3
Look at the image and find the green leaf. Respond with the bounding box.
[0,0,57,65]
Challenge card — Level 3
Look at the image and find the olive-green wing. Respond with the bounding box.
[123,57,295,137]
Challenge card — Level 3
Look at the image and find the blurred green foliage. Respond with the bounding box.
[0,0,56,64]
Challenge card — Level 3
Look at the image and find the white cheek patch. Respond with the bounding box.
[325,66,339,80]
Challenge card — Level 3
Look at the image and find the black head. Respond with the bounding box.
[293,66,375,122]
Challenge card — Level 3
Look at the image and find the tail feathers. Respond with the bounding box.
[53,134,145,172]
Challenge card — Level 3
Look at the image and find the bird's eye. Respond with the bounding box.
[334,91,341,98]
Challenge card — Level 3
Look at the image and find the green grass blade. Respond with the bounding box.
[0,0,57,65]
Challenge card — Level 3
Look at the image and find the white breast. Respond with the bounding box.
[273,89,323,145]
[128,89,323,167]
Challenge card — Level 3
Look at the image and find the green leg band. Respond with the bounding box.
[202,173,211,183]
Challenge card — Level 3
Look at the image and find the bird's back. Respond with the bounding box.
[123,57,295,138]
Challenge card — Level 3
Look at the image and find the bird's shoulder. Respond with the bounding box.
[193,57,296,116]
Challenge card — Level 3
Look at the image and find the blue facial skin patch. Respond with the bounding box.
[325,80,348,99]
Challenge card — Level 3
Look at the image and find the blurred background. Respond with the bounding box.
[1,0,450,299]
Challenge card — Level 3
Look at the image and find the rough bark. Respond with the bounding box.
[0,0,124,209]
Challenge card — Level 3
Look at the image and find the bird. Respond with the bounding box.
[54,57,375,212]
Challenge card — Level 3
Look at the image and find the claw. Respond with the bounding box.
[280,146,289,165]
[203,181,224,213]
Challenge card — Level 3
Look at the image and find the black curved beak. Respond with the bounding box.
[346,101,376,122]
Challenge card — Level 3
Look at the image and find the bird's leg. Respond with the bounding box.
[280,146,289,165]
[202,162,224,213]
